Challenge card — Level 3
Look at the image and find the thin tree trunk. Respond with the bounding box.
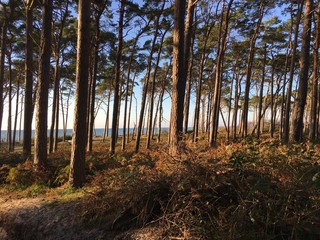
[227,70,234,141]
[183,0,196,134]
[257,45,267,139]
[13,78,20,150]
[210,0,233,145]
[7,44,12,151]
[18,94,23,142]
[146,27,168,149]
[122,22,151,149]
[103,90,111,141]
[241,0,264,137]
[127,70,137,143]
[135,1,164,152]
[87,12,103,152]
[270,60,275,138]
[110,0,124,154]
[49,59,60,153]
[158,62,171,143]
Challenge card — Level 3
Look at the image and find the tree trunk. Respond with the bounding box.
[241,0,264,138]
[49,4,68,154]
[283,1,303,143]
[146,27,168,149]
[310,0,320,142]
[135,2,164,152]
[127,70,137,143]
[34,0,52,169]
[23,0,34,157]
[183,0,196,134]
[87,12,103,152]
[7,43,12,151]
[158,62,171,143]
[69,0,91,187]
[49,59,60,153]
[122,22,151,149]
[270,59,275,138]
[110,0,124,154]
[103,90,111,141]
[291,0,313,142]
[193,48,208,142]
[0,10,8,148]
[210,0,233,145]
[169,0,186,155]
[18,94,23,142]
[13,78,20,151]
[257,45,267,139]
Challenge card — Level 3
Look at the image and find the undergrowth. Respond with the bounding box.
[0,138,320,239]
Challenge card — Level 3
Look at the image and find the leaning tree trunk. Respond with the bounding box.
[34,0,52,169]
[257,45,267,139]
[158,61,171,143]
[122,21,151,149]
[146,27,168,149]
[241,0,263,138]
[135,1,164,153]
[291,0,313,142]
[87,12,103,152]
[12,77,20,151]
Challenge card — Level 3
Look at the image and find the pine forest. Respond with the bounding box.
[0,0,320,239]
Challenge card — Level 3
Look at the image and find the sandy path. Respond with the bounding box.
[0,195,112,240]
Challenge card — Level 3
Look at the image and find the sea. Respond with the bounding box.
[0,128,169,142]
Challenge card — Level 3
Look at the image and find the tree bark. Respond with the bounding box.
[135,2,164,152]
[87,9,103,152]
[291,0,313,142]
[146,27,168,149]
[49,3,68,154]
[310,0,320,142]
[183,0,196,134]
[283,1,303,143]
[169,0,186,155]
[0,6,8,148]
[110,0,124,154]
[23,0,34,157]
[69,0,91,187]
[257,45,267,139]
[241,0,264,138]
[210,0,233,146]
[33,0,52,169]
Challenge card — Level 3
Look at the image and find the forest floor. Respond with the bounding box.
[1,135,320,239]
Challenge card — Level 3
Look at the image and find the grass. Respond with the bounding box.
[0,134,320,239]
